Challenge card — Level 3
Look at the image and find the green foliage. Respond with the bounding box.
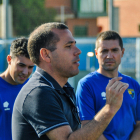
[9,0,57,36]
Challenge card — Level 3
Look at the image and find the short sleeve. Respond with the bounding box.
[76,80,95,121]
[22,86,69,137]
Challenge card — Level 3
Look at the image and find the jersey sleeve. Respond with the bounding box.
[76,79,96,121]
[22,86,69,137]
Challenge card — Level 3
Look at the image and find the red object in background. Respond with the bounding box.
[98,26,103,33]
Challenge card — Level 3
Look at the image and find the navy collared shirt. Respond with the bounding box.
[12,67,81,140]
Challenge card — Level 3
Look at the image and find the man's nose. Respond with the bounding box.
[74,47,82,56]
[106,51,113,58]
[22,67,28,75]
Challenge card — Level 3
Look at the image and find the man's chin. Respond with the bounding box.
[104,67,117,71]
[72,70,79,76]
[15,79,26,85]
[68,70,79,78]
[102,65,117,71]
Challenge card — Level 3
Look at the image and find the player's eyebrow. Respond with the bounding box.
[65,41,76,45]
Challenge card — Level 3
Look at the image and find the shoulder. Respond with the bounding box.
[23,86,60,108]
[20,84,57,99]
[120,73,138,83]
[78,71,103,88]
[22,86,63,113]
[76,71,101,93]
[79,71,98,84]
[0,76,6,83]
[15,85,61,113]
[0,77,12,89]
[120,73,140,88]
[29,86,58,98]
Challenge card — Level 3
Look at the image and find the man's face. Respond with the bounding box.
[49,29,81,78]
[8,55,34,85]
[95,39,124,72]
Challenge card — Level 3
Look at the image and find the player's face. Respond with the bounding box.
[9,55,34,85]
[95,39,124,72]
[50,29,81,78]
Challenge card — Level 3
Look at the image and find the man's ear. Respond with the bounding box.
[7,55,12,64]
[40,48,51,63]
[121,48,125,57]
[95,49,98,59]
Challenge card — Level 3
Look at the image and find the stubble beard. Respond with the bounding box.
[56,66,79,79]
[102,62,119,72]
[63,69,79,78]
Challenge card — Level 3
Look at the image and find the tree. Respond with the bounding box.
[1,0,57,36]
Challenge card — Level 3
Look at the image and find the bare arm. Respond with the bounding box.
[81,120,107,140]
[97,135,107,140]
[129,121,140,140]
[46,77,129,140]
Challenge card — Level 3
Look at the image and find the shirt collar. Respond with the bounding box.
[35,67,73,94]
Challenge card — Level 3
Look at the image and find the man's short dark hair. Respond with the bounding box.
[10,37,29,59]
[96,31,123,50]
[28,22,68,65]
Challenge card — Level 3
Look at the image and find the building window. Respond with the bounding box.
[75,0,107,18]
[74,26,88,37]
[80,0,104,13]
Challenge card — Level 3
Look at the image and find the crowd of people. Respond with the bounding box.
[0,22,140,140]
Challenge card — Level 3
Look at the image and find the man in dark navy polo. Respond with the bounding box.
[12,22,129,140]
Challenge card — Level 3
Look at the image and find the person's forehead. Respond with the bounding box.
[52,28,66,36]
[53,28,75,44]
[98,39,120,49]
[13,55,34,66]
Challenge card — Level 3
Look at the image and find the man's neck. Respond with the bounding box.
[48,71,68,88]
[0,69,18,85]
[97,68,118,78]
[40,67,68,88]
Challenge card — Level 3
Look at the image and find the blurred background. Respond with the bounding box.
[0,0,140,90]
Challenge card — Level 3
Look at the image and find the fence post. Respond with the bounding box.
[2,0,9,70]
[136,38,140,84]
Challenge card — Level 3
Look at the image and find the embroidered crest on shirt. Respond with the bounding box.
[101,92,106,100]
[3,101,10,111]
[127,89,135,99]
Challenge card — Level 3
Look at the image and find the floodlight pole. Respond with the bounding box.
[2,0,9,69]
[60,6,65,23]
[136,38,140,84]
[109,0,113,30]
[86,55,90,71]
[2,0,9,39]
